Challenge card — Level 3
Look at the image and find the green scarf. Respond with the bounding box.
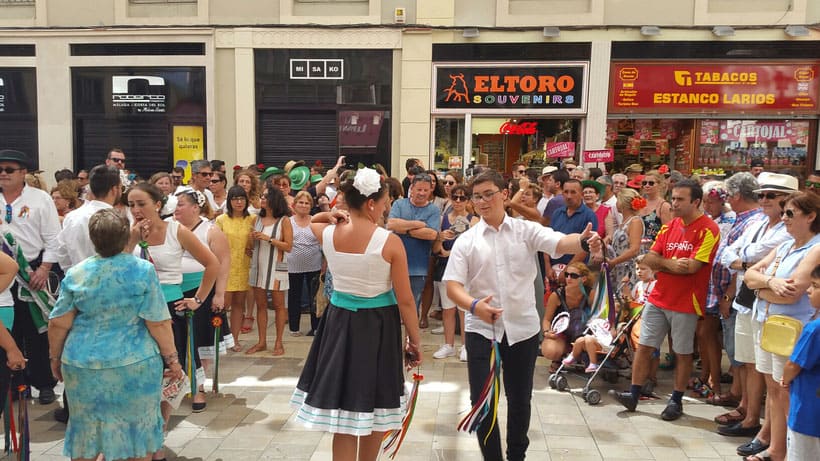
[2,231,54,333]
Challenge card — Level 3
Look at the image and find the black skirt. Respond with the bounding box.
[291,303,407,436]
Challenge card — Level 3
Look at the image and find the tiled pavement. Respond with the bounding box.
[26,319,751,460]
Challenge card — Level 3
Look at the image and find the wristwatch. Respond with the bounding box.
[193,296,203,305]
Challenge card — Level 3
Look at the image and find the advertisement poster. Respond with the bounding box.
[583,148,614,163]
[546,142,575,158]
[609,63,819,113]
[700,120,720,145]
[173,125,204,184]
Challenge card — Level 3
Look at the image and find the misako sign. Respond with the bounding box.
[433,63,587,113]
[609,63,820,114]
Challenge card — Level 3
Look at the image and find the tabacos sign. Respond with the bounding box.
[434,63,587,113]
[609,63,820,113]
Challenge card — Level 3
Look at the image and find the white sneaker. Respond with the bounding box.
[433,344,456,359]
[431,326,444,335]
[459,345,468,362]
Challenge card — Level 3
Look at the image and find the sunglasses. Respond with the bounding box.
[565,272,582,279]
[4,204,11,224]
[197,172,213,177]
[517,170,526,174]
[806,181,820,189]
[642,181,655,186]
[0,167,22,174]
[781,209,797,219]
[758,192,783,200]
[210,179,223,184]
[451,195,468,202]
[444,180,457,186]
[109,157,125,164]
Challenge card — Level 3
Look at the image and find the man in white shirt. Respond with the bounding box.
[52,164,122,423]
[444,170,600,461]
[598,175,622,226]
[536,166,557,216]
[0,149,61,405]
[106,148,132,189]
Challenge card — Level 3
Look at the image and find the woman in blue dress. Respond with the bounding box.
[48,208,183,461]
[291,168,422,461]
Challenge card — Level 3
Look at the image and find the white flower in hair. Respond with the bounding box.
[353,167,382,197]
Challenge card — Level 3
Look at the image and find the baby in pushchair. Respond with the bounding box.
[561,257,656,373]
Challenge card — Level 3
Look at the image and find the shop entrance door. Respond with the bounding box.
[73,117,173,178]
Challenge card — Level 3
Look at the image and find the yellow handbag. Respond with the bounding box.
[758,251,803,357]
[760,313,804,357]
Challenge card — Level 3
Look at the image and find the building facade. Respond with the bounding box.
[1,0,819,178]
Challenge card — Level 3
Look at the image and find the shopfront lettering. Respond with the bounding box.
[610,63,819,113]
[473,75,574,93]
[435,64,586,112]
[499,121,537,135]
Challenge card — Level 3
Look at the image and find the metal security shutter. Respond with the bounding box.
[258,110,338,168]
[0,118,37,166]
[74,118,172,179]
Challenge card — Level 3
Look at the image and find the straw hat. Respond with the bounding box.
[540,166,558,177]
[625,163,643,174]
[752,173,799,193]
[284,160,305,174]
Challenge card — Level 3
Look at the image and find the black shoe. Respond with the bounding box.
[718,422,762,437]
[660,399,683,421]
[38,387,57,405]
[53,408,69,424]
[609,390,637,412]
[737,438,770,457]
[192,401,207,413]
[306,330,315,337]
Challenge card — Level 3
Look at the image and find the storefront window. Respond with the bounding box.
[696,119,812,176]
[470,118,578,174]
[433,118,465,172]
[606,119,695,174]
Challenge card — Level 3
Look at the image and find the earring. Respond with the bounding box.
[156,208,160,213]
[370,206,375,211]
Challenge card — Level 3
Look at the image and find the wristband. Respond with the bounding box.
[579,235,590,253]
[470,298,480,314]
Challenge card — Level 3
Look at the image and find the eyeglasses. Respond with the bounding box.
[4,204,11,224]
[642,181,655,186]
[758,192,783,200]
[0,167,22,174]
[109,157,125,164]
[470,190,501,202]
[197,172,213,177]
[444,180,456,186]
[451,195,468,202]
[781,209,797,219]
[806,181,820,189]
[565,272,582,279]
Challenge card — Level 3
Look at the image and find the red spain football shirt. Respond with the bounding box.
[647,214,720,316]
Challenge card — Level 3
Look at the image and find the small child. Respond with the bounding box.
[562,256,656,373]
[780,264,820,460]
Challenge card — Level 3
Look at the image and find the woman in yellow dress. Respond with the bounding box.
[215,185,257,351]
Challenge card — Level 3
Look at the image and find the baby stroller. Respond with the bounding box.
[548,262,643,405]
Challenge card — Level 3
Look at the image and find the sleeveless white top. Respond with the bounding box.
[322,225,392,298]
[133,220,183,285]
[179,216,212,274]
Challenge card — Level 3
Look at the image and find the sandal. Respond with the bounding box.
[687,376,705,391]
[241,316,254,334]
[744,449,772,461]
[714,408,746,425]
[707,392,740,407]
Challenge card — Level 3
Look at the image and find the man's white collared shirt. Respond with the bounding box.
[443,215,565,345]
[56,200,113,268]
[0,185,61,263]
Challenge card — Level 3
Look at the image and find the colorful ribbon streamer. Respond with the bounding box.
[138,240,154,265]
[381,369,423,459]
[186,310,196,396]
[212,316,222,393]
[458,332,501,445]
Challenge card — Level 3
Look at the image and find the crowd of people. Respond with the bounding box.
[0,145,818,460]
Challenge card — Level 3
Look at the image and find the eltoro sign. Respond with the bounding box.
[609,63,820,113]
[433,63,587,114]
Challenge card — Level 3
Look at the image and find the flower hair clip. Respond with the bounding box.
[631,196,648,211]
[190,190,207,208]
[352,167,382,197]
[707,188,729,202]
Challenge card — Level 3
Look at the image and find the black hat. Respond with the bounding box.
[750,158,764,168]
[0,149,32,169]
